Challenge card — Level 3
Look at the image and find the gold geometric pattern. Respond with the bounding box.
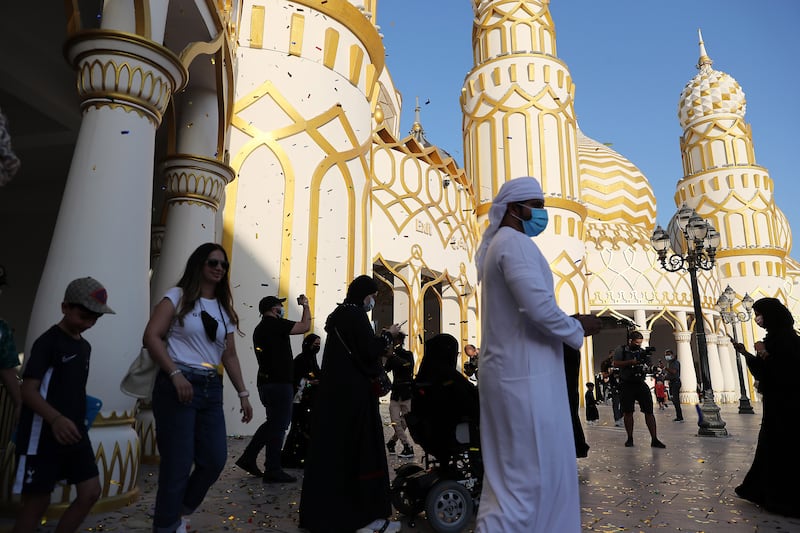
[678,63,746,129]
[372,127,478,257]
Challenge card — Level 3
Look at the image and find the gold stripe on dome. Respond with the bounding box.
[545,197,587,219]
[349,45,364,86]
[716,248,786,259]
[324,28,339,68]
[290,0,385,79]
[290,13,305,56]
[250,6,265,48]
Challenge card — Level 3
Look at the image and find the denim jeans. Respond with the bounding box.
[151,371,227,532]
[240,383,293,473]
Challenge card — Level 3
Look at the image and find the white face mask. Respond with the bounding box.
[363,295,375,312]
[665,356,673,362]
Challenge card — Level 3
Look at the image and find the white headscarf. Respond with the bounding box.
[475,176,544,281]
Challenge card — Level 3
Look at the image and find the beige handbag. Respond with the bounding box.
[120,348,159,400]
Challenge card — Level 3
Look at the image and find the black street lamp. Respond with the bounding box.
[715,286,755,414]
[650,203,727,437]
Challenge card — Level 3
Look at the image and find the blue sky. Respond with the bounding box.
[378,1,800,246]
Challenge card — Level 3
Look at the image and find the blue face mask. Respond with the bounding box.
[514,204,548,237]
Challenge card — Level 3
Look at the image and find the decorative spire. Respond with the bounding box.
[697,29,713,70]
[409,96,431,146]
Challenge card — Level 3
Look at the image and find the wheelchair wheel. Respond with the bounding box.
[391,463,425,516]
[425,479,473,533]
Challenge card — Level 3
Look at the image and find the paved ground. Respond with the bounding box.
[8,402,800,532]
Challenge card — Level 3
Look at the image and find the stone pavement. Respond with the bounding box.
[12,402,800,532]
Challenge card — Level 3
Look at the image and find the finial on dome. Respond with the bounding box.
[409,96,430,145]
[697,28,713,70]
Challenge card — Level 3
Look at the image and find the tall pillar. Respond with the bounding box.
[715,334,738,403]
[704,331,725,402]
[673,319,698,404]
[19,27,187,512]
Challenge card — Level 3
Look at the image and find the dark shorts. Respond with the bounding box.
[13,440,99,494]
[620,381,654,414]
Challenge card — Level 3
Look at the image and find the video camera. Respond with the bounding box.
[625,345,655,379]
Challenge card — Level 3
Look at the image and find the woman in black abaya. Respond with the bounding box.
[732,297,800,518]
[281,334,321,469]
[299,276,401,533]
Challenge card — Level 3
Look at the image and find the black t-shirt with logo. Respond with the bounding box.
[253,316,295,385]
[16,325,91,455]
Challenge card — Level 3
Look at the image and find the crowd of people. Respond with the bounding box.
[3,177,800,532]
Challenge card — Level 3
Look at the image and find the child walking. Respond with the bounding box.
[12,277,115,533]
[585,382,600,426]
[654,377,667,410]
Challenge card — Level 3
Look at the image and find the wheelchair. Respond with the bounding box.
[390,416,482,532]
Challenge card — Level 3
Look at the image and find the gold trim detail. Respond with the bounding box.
[65,30,189,126]
[290,13,305,56]
[251,5,265,49]
[290,0,385,79]
[323,28,339,69]
[179,31,225,69]
[161,154,236,210]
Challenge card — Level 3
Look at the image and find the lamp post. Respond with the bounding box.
[715,286,755,414]
[650,203,727,437]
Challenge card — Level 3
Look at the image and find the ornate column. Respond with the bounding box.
[150,156,235,303]
[715,334,738,404]
[19,29,187,512]
[704,331,725,402]
[673,328,698,404]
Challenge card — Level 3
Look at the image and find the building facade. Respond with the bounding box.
[0,0,796,515]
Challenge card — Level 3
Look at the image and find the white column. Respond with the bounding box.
[23,30,186,509]
[674,311,698,403]
[715,334,738,403]
[704,332,726,402]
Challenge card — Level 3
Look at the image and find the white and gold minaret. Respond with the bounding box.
[461,0,588,315]
[676,31,792,400]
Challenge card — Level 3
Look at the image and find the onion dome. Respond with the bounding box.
[678,30,746,129]
[577,130,656,230]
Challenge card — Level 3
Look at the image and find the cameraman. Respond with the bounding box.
[613,331,665,448]
[600,350,622,426]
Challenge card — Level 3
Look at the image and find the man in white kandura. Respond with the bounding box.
[475,176,601,532]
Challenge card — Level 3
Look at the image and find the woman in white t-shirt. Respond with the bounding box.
[144,242,253,533]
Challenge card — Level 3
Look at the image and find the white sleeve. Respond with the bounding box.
[500,237,585,350]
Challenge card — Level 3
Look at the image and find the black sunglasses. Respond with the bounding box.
[206,259,229,270]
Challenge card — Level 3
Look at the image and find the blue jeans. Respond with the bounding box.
[240,383,293,473]
[151,371,227,532]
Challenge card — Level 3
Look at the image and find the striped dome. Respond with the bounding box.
[577,130,656,230]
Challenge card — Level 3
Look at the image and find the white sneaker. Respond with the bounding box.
[356,518,401,532]
[176,517,190,533]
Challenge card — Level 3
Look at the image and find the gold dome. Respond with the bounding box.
[577,130,656,230]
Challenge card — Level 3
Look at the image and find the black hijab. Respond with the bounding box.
[416,333,460,383]
[345,275,378,305]
[752,298,794,332]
